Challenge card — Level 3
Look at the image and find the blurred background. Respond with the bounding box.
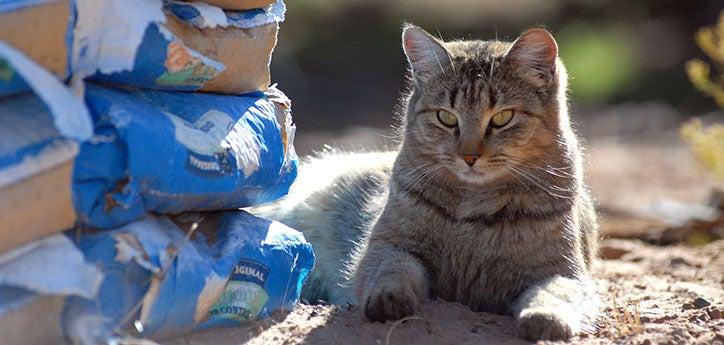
[273,0,722,153]
[272,0,723,244]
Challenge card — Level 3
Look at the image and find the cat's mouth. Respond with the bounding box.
[434,156,507,185]
[455,166,505,185]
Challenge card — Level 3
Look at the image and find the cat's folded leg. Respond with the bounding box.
[511,275,600,341]
[353,241,429,322]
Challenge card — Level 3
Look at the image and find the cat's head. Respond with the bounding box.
[398,25,572,186]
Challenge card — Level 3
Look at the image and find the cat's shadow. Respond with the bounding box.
[297,299,529,345]
[162,299,531,345]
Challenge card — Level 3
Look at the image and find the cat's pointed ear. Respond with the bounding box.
[505,28,558,80]
[402,24,452,80]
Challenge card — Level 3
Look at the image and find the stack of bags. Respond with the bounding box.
[0,1,314,344]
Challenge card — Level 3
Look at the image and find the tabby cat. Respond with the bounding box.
[252,25,600,341]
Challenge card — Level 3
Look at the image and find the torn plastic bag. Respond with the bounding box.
[0,0,285,94]
[0,0,75,91]
[175,0,277,11]
[73,84,297,228]
[0,42,92,253]
[83,0,285,94]
[0,235,103,345]
[0,42,91,138]
[62,211,315,341]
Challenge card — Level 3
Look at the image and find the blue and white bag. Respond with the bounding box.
[0,0,285,94]
[74,84,297,228]
[0,42,92,251]
[63,211,315,340]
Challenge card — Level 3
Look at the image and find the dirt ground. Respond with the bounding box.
[164,136,724,345]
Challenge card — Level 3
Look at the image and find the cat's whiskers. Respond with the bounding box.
[395,161,437,182]
[496,165,535,194]
[492,154,575,179]
[505,156,573,173]
[506,158,575,179]
[510,164,573,194]
[415,166,447,191]
[396,161,445,191]
[409,163,448,190]
[503,163,574,200]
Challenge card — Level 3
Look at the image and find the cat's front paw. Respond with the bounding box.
[363,280,421,322]
[517,309,573,341]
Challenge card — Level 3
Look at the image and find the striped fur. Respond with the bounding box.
[251,26,599,341]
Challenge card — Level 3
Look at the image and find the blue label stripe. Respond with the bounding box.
[229,259,270,287]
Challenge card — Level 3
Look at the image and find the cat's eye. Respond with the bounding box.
[490,109,514,128]
[436,110,458,127]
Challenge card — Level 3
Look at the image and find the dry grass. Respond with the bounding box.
[605,293,644,338]
[385,315,424,345]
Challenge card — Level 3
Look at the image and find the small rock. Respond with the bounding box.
[707,306,721,320]
[716,331,724,341]
[598,239,640,260]
[670,257,688,266]
[707,188,724,210]
[683,302,695,310]
[641,339,652,345]
[693,297,711,309]
[599,246,630,260]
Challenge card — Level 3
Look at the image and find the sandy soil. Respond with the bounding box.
[164,240,723,345]
[164,137,723,345]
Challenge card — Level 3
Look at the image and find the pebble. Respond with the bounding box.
[599,246,630,260]
[693,297,711,309]
[598,239,639,260]
[669,257,688,266]
[707,306,721,320]
[683,297,712,310]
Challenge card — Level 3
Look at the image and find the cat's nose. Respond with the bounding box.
[462,154,480,167]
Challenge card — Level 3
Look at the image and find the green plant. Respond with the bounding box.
[558,22,639,102]
[686,12,724,107]
[680,118,724,180]
[683,11,724,180]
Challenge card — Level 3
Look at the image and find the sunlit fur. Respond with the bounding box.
[251,26,600,342]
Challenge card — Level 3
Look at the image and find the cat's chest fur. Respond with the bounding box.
[382,186,573,314]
